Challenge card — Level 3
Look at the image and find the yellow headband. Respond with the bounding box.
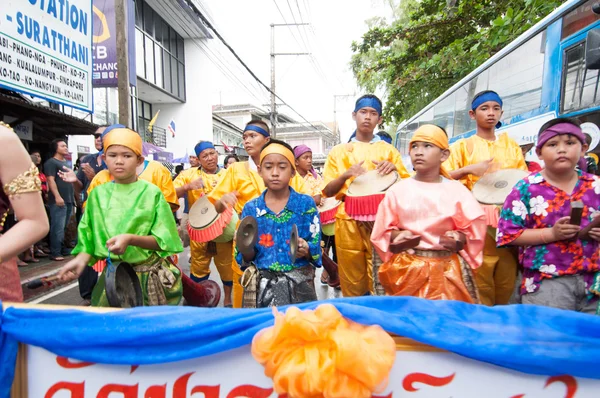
[409,124,452,180]
[259,143,296,170]
[409,124,449,150]
[103,128,143,157]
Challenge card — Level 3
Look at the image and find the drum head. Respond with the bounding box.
[472,169,529,205]
[289,224,298,263]
[188,196,219,230]
[105,262,143,308]
[236,216,258,255]
[318,197,341,213]
[347,170,398,196]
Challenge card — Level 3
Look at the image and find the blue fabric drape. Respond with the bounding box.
[2,296,600,397]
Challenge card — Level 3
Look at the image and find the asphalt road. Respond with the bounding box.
[29,247,342,306]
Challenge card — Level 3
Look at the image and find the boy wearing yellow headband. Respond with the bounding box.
[322,94,410,297]
[443,91,526,306]
[371,125,486,302]
[207,120,313,308]
[57,128,183,307]
[237,139,321,307]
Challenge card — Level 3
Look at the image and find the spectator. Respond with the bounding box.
[72,126,108,203]
[44,138,75,261]
[224,154,239,169]
[189,154,200,168]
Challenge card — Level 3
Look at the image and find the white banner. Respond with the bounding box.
[29,345,600,397]
[1,0,93,112]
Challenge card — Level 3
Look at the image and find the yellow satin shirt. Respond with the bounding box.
[87,160,179,210]
[322,141,410,220]
[302,172,324,197]
[173,167,225,208]
[444,133,527,190]
[207,161,310,215]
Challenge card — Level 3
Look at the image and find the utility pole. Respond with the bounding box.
[270,22,310,138]
[333,94,354,144]
[115,0,131,127]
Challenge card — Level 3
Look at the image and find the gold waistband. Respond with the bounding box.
[413,249,452,258]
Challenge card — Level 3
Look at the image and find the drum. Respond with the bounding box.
[472,169,529,205]
[345,170,399,221]
[187,196,236,243]
[318,197,341,225]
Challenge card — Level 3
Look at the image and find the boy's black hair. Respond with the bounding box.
[435,125,449,137]
[538,117,582,137]
[245,119,270,134]
[471,90,502,108]
[261,138,294,154]
[584,133,592,146]
[354,94,383,110]
[377,131,392,140]
[51,138,67,154]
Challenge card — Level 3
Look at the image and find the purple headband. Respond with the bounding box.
[536,122,586,151]
[293,144,317,179]
[293,144,311,159]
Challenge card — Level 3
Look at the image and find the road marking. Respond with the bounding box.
[28,282,78,304]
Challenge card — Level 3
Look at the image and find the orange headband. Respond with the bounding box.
[259,143,296,170]
[409,124,452,180]
[103,128,143,157]
[409,124,449,150]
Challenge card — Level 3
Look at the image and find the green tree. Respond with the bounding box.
[351,0,565,124]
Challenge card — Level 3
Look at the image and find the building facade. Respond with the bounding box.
[67,0,217,162]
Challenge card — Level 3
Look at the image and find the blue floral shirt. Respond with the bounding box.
[236,188,322,271]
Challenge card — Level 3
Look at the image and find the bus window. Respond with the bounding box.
[562,42,600,113]
[431,92,456,137]
[488,30,546,121]
[453,70,489,137]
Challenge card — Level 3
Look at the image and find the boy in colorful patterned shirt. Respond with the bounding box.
[497,118,600,313]
[236,139,322,307]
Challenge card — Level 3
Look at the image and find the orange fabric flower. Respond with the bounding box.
[251,304,396,398]
[259,233,274,248]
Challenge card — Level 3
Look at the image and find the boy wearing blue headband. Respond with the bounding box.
[444,90,527,306]
[322,94,410,297]
[174,140,233,307]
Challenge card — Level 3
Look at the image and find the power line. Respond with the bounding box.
[182,0,323,132]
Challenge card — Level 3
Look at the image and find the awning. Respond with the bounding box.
[0,90,98,141]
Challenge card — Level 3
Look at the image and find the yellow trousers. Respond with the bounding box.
[190,240,233,283]
[335,218,373,297]
[475,228,518,306]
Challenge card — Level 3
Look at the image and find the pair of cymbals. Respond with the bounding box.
[236,216,298,263]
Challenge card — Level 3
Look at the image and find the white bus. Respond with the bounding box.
[396,0,600,168]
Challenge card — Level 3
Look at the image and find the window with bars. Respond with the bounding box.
[562,41,600,113]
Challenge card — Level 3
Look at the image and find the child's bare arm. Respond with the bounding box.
[509,217,579,246]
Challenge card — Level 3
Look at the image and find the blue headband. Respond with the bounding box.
[354,97,382,115]
[471,92,503,111]
[471,92,503,128]
[194,141,215,157]
[244,124,269,137]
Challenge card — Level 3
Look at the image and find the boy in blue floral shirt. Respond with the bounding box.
[236,139,322,307]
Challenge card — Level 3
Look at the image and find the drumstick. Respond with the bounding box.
[389,235,421,254]
[439,232,467,252]
[25,274,61,289]
[570,201,584,226]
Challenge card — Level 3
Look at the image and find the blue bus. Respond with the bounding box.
[396,0,600,167]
